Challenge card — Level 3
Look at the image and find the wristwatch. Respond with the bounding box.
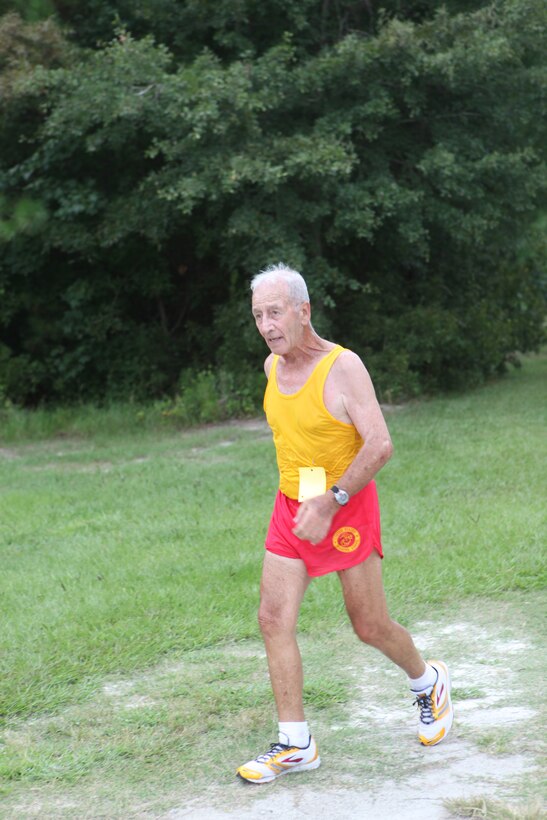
[330,485,350,506]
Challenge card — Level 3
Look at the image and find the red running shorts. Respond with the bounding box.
[265,481,383,577]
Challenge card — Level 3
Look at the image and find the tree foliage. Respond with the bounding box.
[0,0,545,404]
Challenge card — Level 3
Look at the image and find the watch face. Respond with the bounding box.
[335,489,349,505]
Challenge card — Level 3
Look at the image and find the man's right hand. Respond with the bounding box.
[292,493,338,544]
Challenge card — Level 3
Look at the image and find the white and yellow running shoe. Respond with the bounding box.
[413,659,454,746]
[236,736,320,784]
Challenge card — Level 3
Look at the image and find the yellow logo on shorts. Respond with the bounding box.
[332,526,361,553]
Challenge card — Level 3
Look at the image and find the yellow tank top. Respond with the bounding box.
[264,345,363,499]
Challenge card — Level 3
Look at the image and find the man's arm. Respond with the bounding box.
[292,351,393,544]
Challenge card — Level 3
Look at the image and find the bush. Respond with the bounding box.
[156,367,264,427]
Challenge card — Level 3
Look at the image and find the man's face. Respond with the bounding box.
[251,281,309,355]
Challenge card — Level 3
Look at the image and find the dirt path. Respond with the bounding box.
[2,596,544,819]
[164,597,545,820]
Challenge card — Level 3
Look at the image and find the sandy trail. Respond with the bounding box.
[165,600,544,820]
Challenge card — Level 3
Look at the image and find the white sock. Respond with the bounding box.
[278,721,309,748]
[408,663,437,694]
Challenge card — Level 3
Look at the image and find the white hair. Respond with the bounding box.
[250,263,310,306]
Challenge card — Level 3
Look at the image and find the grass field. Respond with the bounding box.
[0,352,546,817]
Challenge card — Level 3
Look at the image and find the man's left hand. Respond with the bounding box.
[292,493,337,544]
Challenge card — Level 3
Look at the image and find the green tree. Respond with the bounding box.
[0,1,545,404]
[1,1,494,59]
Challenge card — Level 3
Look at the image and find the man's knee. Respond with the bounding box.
[258,602,294,638]
[351,614,393,647]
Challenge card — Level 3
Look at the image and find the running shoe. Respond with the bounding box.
[236,735,320,784]
[413,659,454,746]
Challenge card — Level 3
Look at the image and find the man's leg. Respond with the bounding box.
[258,550,311,720]
[236,551,321,783]
[338,551,454,745]
[338,551,424,676]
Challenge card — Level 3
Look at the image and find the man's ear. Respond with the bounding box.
[300,301,311,325]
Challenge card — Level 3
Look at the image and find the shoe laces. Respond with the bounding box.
[413,691,435,725]
[256,742,290,763]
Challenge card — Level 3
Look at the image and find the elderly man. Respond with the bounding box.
[236,263,453,784]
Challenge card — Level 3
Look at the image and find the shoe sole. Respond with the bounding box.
[237,756,321,784]
[420,660,454,746]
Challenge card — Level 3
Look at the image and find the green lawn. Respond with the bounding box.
[0,352,546,811]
